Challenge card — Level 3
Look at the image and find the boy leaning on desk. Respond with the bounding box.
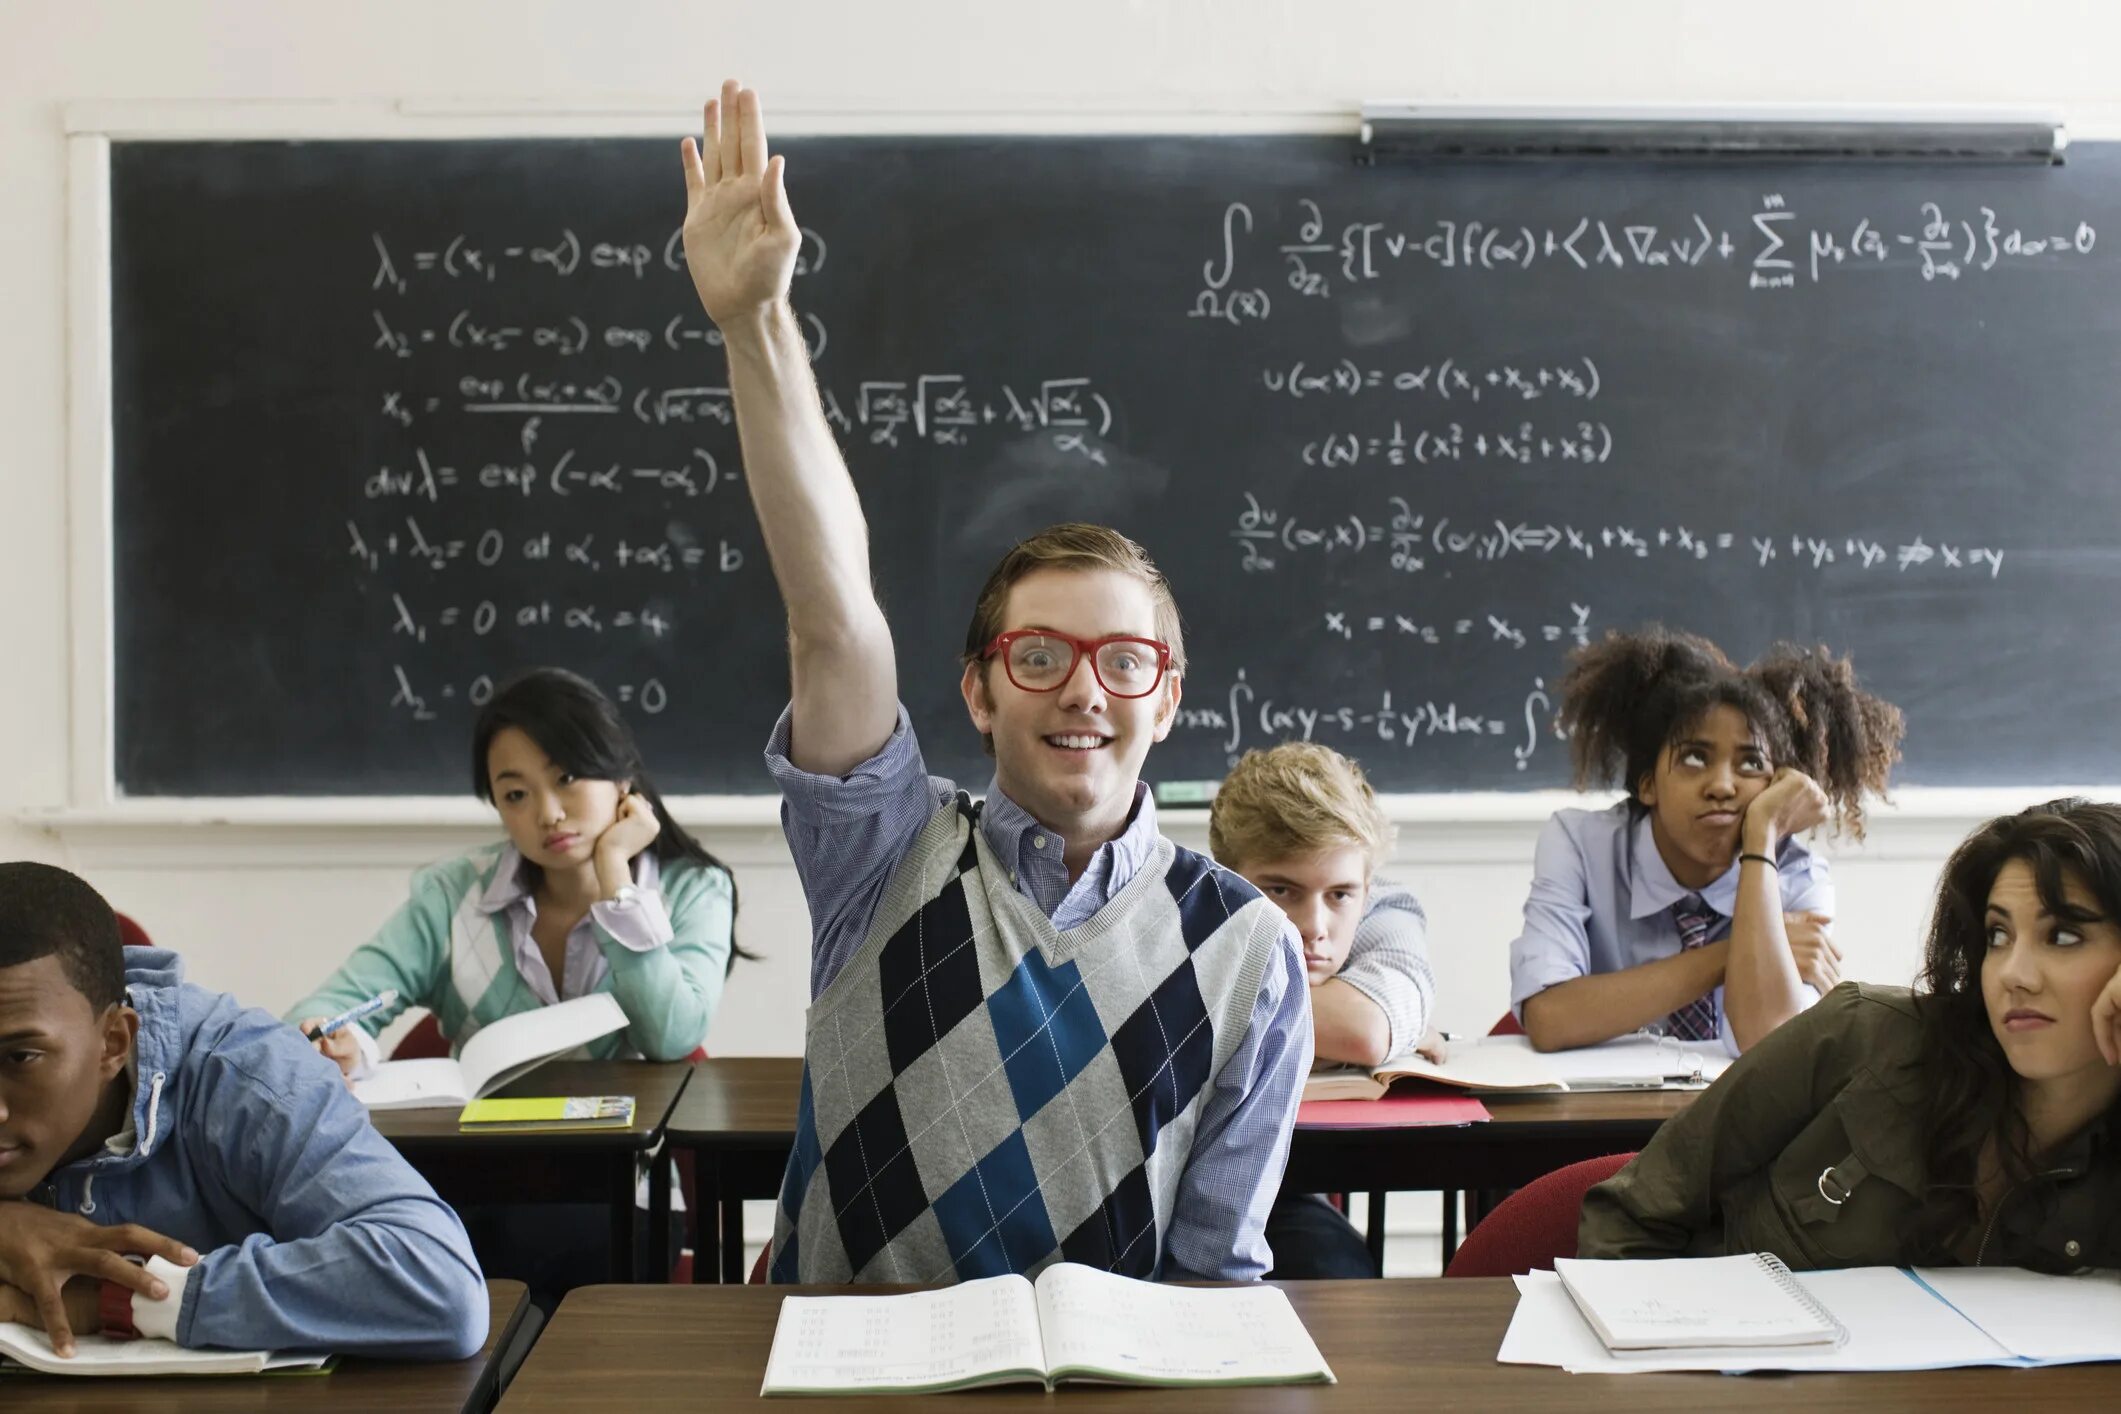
[0,861,486,1361]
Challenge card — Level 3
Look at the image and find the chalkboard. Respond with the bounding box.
[109,136,2121,796]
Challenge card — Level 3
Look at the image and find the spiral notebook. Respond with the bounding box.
[1553,1254,1846,1352]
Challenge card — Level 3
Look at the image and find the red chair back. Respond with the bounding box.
[1489,1010,1525,1037]
[1442,1152,1636,1278]
[750,1244,770,1284]
[388,1012,453,1060]
[114,913,153,951]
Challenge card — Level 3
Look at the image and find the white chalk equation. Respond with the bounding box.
[359,446,736,502]
[368,225,827,291]
[1230,494,2007,577]
[371,307,815,362]
[1301,419,1612,469]
[343,516,746,576]
[385,591,675,643]
[1192,195,2099,311]
[1175,669,1560,771]
[631,374,1119,462]
[1263,355,1600,403]
[389,665,670,722]
[1317,602,1592,650]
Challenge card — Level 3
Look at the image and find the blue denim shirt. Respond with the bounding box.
[1508,801,1833,1057]
[766,704,1311,1280]
[27,948,486,1357]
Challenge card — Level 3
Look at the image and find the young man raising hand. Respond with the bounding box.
[680,81,1309,1284]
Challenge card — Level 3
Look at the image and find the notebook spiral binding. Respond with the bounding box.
[1753,1252,1851,1349]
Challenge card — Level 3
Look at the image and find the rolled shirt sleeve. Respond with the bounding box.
[1509,813,1600,1021]
[1335,879,1436,1058]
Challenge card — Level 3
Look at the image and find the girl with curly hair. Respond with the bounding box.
[1581,798,2121,1270]
[1510,626,1904,1055]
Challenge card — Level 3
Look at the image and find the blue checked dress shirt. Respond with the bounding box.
[1508,801,1832,1057]
[765,703,1311,1280]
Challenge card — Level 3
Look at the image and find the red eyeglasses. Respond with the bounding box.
[980,630,1173,698]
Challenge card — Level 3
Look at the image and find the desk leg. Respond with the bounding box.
[611,1160,637,1284]
[720,1191,745,1284]
[647,1144,672,1284]
[1364,1191,1388,1274]
[1441,1191,1460,1267]
[694,1151,720,1284]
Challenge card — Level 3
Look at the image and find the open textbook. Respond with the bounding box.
[1304,1032,1732,1101]
[354,991,629,1111]
[761,1262,1335,1397]
[0,1324,330,1377]
[1500,1260,2121,1374]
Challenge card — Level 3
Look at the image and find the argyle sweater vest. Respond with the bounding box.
[770,795,1285,1284]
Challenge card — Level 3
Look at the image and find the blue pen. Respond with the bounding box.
[307,990,398,1040]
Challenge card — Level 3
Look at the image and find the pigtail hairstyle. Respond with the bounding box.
[1556,626,1904,838]
[1557,627,1749,797]
[1748,643,1905,841]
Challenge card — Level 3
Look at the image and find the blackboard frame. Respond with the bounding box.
[55,100,2121,823]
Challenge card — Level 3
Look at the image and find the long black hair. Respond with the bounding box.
[1905,798,2121,1261]
[470,667,752,965]
[1556,625,1905,839]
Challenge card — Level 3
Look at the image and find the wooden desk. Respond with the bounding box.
[668,1058,1693,1280]
[1280,1087,1696,1192]
[496,1279,2112,1412]
[7,1279,529,1414]
[374,1060,693,1282]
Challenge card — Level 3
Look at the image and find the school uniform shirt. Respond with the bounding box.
[767,703,1312,1281]
[1334,880,1436,1058]
[286,843,734,1068]
[1579,982,2121,1271]
[26,947,486,1356]
[1508,801,1832,1057]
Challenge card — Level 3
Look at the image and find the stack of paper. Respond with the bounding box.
[1499,1259,2121,1374]
[0,1323,330,1377]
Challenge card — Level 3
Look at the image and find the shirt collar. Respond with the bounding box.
[475,844,657,914]
[980,779,1159,875]
[1625,808,1743,919]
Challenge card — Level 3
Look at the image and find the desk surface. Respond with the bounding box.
[497,1278,2112,1413]
[666,1056,1699,1142]
[666,1055,800,1143]
[372,1060,693,1150]
[6,1279,528,1414]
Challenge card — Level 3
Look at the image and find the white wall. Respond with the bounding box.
[8,0,2120,1057]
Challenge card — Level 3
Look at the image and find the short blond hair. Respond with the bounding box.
[960,523,1187,675]
[1208,742,1396,874]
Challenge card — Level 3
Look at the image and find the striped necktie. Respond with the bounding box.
[1665,895,1722,1041]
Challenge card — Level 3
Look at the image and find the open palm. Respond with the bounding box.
[680,80,800,327]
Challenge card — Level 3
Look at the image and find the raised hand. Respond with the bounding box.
[679,79,801,328]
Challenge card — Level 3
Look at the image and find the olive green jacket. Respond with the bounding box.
[1579,982,2120,1271]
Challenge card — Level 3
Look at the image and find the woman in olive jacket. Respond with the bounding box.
[1580,797,2121,1271]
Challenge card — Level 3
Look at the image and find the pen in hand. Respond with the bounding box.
[304,989,398,1040]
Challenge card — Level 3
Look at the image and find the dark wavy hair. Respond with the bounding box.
[1556,625,1905,839]
[1904,798,2121,1262]
[470,668,752,966]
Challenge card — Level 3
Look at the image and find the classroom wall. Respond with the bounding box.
[7,1,2120,1059]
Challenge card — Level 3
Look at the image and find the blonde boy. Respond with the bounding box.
[1210,743,1438,1277]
